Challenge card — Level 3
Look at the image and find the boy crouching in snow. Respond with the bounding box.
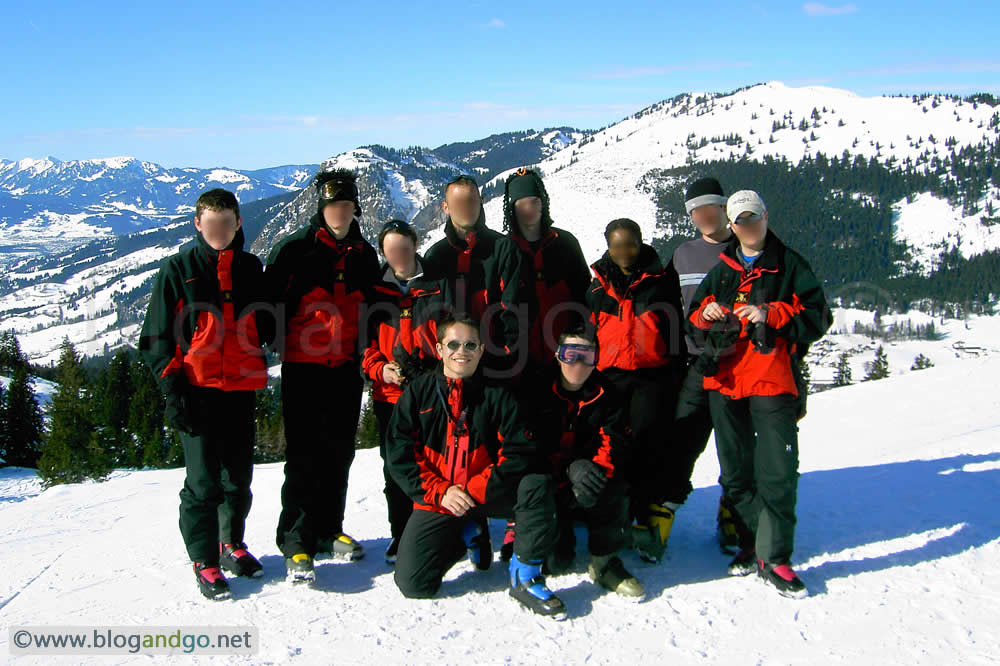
[522,325,644,599]
[139,188,274,600]
[386,315,566,619]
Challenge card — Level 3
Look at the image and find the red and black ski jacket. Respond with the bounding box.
[362,261,444,404]
[422,214,526,360]
[386,369,540,514]
[264,214,380,368]
[509,227,592,363]
[687,230,832,399]
[523,370,631,491]
[139,227,272,394]
[586,244,685,372]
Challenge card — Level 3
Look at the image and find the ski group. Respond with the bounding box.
[139,167,832,618]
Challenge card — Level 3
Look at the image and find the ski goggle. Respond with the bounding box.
[318,180,358,201]
[444,340,480,353]
[556,343,597,366]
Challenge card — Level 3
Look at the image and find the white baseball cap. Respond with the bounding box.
[726,190,766,222]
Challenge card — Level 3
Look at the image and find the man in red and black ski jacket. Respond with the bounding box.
[687,191,831,595]
[362,244,444,548]
[524,364,632,565]
[363,270,444,405]
[587,243,685,373]
[141,227,271,397]
[386,368,539,514]
[687,230,830,399]
[386,317,559,607]
[266,169,380,567]
[502,168,591,367]
[422,175,527,377]
[139,188,272,597]
[585,219,686,563]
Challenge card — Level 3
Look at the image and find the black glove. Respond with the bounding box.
[164,376,197,436]
[394,346,431,387]
[746,321,776,354]
[694,317,742,376]
[567,459,608,509]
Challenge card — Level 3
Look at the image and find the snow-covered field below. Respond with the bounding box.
[1,354,998,664]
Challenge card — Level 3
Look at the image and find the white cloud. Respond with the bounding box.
[803,3,858,16]
[487,18,505,28]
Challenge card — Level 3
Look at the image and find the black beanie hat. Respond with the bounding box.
[684,177,726,213]
[506,168,544,203]
[315,168,362,217]
[502,167,553,234]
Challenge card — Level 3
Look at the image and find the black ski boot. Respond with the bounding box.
[220,543,263,578]
[193,562,231,600]
[509,553,567,620]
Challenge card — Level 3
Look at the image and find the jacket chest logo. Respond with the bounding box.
[536,270,544,281]
[400,307,412,319]
[335,271,345,282]
[734,291,749,304]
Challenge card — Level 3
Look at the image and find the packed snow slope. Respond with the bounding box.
[1,336,998,664]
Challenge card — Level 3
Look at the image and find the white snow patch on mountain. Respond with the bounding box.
[893,190,1000,274]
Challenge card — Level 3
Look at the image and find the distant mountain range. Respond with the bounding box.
[0,157,317,260]
[2,82,999,364]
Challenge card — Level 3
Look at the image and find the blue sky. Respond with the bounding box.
[2,1,997,170]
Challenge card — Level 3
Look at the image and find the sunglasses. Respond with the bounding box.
[444,340,480,352]
[556,343,597,366]
[446,174,478,187]
[319,180,357,201]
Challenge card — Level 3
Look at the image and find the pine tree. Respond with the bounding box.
[254,384,285,463]
[911,353,935,371]
[863,345,891,381]
[94,350,136,467]
[1,364,45,467]
[0,330,24,373]
[356,400,379,450]
[833,352,853,387]
[38,339,109,486]
[798,357,812,394]
[128,357,168,468]
[0,382,6,466]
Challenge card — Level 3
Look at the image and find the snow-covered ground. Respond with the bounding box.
[805,309,1000,385]
[1,354,997,664]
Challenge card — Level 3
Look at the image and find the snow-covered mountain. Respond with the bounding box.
[3,82,1000,365]
[1,348,997,663]
[249,128,586,256]
[0,157,317,260]
[0,192,298,365]
[480,81,1000,271]
[0,128,587,364]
